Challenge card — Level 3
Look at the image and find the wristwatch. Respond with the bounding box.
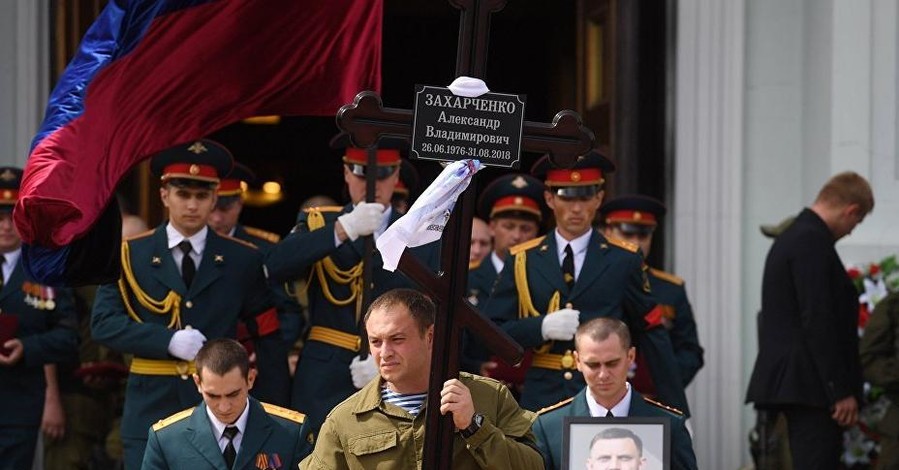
[460,413,484,439]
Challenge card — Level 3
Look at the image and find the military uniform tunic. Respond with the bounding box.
[142,397,308,470]
[533,387,697,470]
[91,225,286,469]
[484,230,689,414]
[0,253,78,468]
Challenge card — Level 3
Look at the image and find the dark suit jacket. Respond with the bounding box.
[142,397,308,469]
[484,230,688,414]
[91,225,286,439]
[0,259,78,426]
[265,205,439,444]
[746,208,863,407]
[533,388,697,470]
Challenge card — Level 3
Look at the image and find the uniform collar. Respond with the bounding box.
[205,397,250,440]
[554,228,591,258]
[585,382,632,417]
[166,223,208,254]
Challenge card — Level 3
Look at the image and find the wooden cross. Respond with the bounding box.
[336,1,595,468]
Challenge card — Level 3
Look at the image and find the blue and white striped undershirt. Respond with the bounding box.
[381,385,427,416]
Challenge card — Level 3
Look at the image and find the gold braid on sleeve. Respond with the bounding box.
[514,250,561,353]
[305,208,365,320]
[117,241,182,329]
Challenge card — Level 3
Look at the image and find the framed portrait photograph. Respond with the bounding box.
[562,416,671,470]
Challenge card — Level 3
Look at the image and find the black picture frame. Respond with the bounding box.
[562,416,671,469]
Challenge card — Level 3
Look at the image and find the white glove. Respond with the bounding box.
[349,354,379,389]
[540,308,580,341]
[338,203,385,241]
[167,329,207,361]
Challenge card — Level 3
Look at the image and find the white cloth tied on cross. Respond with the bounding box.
[377,159,483,271]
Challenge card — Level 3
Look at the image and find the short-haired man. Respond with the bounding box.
[533,318,697,470]
[265,138,439,448]
[599,195,704,391]
[485,151,688,414]
[587,428,645,470]
[301,288,542,469]
[91,140,288,469]
[747,171,875,469]
[143,338,307,469]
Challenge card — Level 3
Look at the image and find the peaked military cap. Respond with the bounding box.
[331,133,405,180]
[0,167,23,211]
[599,194,666,236]
[531,150,616,197]
[150,139,233,185]
[477,173,545,222]
[218,162,256,197]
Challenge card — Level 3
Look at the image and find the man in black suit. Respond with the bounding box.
[746,171,874,469]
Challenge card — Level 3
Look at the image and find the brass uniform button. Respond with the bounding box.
[561,350,575,369]
[563,371,573,380]
[185,301,193,308]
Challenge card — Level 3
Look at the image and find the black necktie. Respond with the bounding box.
[562,244,575,288]
[222,425,238,469]
[179,240,195,288]
[605,409,614,418]
[0,254,6,290]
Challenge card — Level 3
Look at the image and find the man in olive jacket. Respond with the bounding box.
[301,288,542,469]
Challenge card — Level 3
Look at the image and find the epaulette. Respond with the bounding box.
[537,396,574,415]
[302,205,344,214]
[642,396,684,416]
[125,229,155,242]
[469,258,482,270]
[220,234,258,250]
[262,402,305,424]
[605,236,638,253]
[243,226,281,243]
[151,407,194,431]
[510,236,546,256]
[649,267,684,286]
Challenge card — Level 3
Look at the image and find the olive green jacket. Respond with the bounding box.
[300,372,543,469]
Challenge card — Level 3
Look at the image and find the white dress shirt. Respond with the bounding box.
[1,247,21,285]
[554,229,592,281]
[205,398,250,454]
[586,382,633,417]
[166,223,207,271]
[490,251,505,274]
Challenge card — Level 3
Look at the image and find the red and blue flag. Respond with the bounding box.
[16,0,382,285]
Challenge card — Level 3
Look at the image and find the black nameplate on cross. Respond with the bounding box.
[336,1,595,468]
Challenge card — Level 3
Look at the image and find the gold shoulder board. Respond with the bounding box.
[302,205,344,214]
[262,402,306,424]
[605,236,638,253]
[220,234,259,250]
[537,396,574,415]
[243,226,281,243]
[649,268,684,286]
[642,396,684,416]
[125,229,155,242]
[468,258,482,270]
[152,407,194,431]
[510,236,547,256]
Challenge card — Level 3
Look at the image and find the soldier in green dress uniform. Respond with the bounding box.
[484,151,688,414]
[91,140,288,469]
[598,195,704,393]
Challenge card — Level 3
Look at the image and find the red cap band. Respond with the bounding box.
[217,178,243,196]
[161,163,220,182]
[545,168,603,186]
[605,210,658,225]
[491,195,542,218]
